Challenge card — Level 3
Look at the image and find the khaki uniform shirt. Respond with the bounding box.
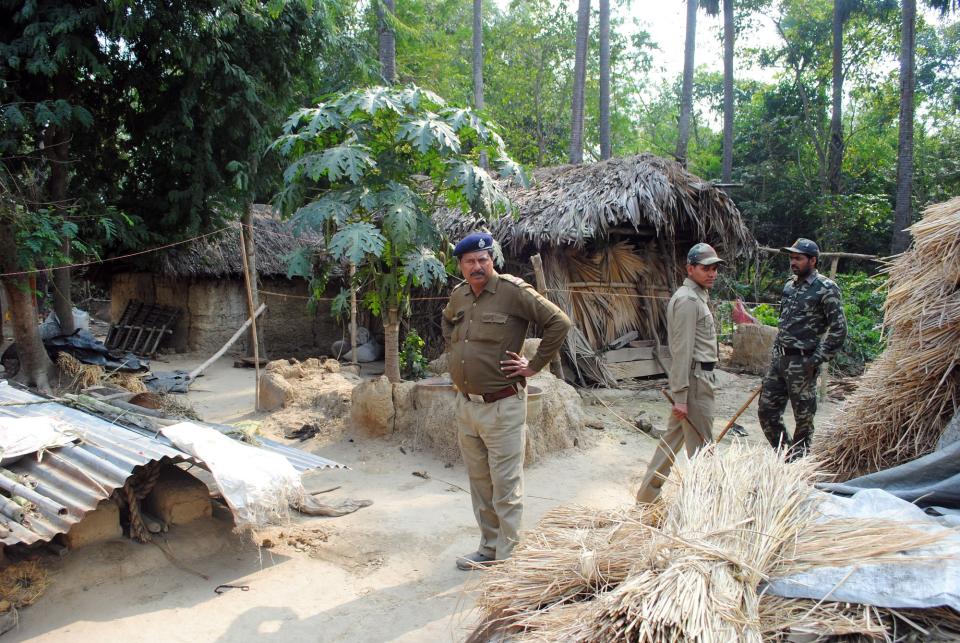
[667,278,718,404]
[442,273,571,395]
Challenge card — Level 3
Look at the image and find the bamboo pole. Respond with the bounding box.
[189,304,266,381]
[530,254,564,380]
[239,226,261,409]
[349,262,358,367]
[716,385,762,442]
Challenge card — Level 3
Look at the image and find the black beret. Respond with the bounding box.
[453,232,495,257]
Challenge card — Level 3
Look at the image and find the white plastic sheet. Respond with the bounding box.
[765,489,960,609]
[0,416,77,464]
[161,421,305,529]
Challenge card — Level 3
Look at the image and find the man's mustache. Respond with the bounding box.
[470,270,486,277]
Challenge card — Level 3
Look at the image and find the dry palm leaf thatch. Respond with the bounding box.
[815,197,960,480]
[469,445,951,643]
[0,561,49,608]
[143,205,325,280]
[563,242,666,350]
[435,154,753,258]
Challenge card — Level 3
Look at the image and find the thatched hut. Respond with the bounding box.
[436,154,754,385]
[102,205,344,357]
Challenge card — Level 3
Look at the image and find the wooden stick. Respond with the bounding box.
[349,262,358,367]
[660,388,712,443]
[188,303,266,381]
[530,253,564,380]
[715,385,762,442]
[239,226,261,409]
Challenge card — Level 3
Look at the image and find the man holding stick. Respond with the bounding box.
[636,243,723,504]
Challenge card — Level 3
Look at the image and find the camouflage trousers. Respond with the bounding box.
[758,353,819,459]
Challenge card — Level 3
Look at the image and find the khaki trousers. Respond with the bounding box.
[456,389,527,560]
[636,367,716,504]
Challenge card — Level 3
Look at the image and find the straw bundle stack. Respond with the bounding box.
[816,197,960,480]
[469,444,956,642]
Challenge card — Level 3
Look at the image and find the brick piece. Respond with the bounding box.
[144,466,212,526]
[62,500,121,550]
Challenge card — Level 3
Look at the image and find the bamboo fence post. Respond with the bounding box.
[239,226,261,409]
[530,254,564,380]
[349,262,358,367]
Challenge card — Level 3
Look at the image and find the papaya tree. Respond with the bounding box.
[273,84,525,382]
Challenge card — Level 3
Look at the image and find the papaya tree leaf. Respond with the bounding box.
[328,221,385,264]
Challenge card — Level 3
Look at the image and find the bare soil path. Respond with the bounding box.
[10,355,839,642]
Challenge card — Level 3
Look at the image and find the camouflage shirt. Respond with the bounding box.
[775,270,847,364]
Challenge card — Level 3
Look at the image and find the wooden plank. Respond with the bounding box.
[606,357,671,380]
[627,341,671,358]
[602,347,653,363]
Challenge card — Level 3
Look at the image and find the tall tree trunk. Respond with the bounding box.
[0,222,52,392]
[827,0,845,195]
[473,0,487,168]
[377,0,397,85]
[569,0,591,165]
[46,77,75,336]
[891,0,916,254]
[241,205,266,359]
[599,0,611,160]
[676,0,698,165]
[721,0,735,182]
[384,307,401,383]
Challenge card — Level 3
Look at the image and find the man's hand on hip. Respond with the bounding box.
[672,403,688,420]
[501,351,535,378]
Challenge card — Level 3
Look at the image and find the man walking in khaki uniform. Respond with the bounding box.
[442,233,571,570]
[636,243,723,504]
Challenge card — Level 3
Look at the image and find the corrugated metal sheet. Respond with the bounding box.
[0,382,344,546]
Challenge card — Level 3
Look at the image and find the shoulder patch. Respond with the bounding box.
[818,275,838,289]
[498,274,528,288]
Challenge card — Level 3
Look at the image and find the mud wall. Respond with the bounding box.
[110,274,343,357]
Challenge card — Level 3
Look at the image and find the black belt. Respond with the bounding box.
[780,346,814,357]
[463,383,524,403]
[698,362,715,371]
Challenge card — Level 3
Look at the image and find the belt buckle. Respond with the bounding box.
[466,393,486,404]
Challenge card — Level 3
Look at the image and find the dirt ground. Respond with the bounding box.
[9,353,840,643]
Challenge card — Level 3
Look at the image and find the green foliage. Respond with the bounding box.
[274,83,524,326]
[751,303,780,327]
[399,329,430,380]
[832,272,887,374]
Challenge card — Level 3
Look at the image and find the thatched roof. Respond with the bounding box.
[150,205,323,279]
[436,153,754,256]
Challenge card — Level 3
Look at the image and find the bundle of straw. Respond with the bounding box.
[469,444,953,642]
[816,197,960,480]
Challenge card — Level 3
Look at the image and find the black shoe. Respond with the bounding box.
[456,551,498,571]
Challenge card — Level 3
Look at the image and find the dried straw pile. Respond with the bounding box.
[816,197,960,480]
[56,353,147,393]
[468,444,959,642]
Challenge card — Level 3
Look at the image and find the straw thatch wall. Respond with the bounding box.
[436,154,755,385]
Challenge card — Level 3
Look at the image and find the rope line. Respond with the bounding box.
[0,226,233,278]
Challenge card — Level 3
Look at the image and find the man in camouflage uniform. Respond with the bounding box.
[758,238,847,460]
[636,243,724,504]
[442,232,571,570]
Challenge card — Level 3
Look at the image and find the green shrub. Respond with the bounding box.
[752,303,780,327]
[400,329,430,380]
[832,272,886,375]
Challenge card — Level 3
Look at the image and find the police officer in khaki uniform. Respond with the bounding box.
[442,233,571,570]
[636,243,723,504]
